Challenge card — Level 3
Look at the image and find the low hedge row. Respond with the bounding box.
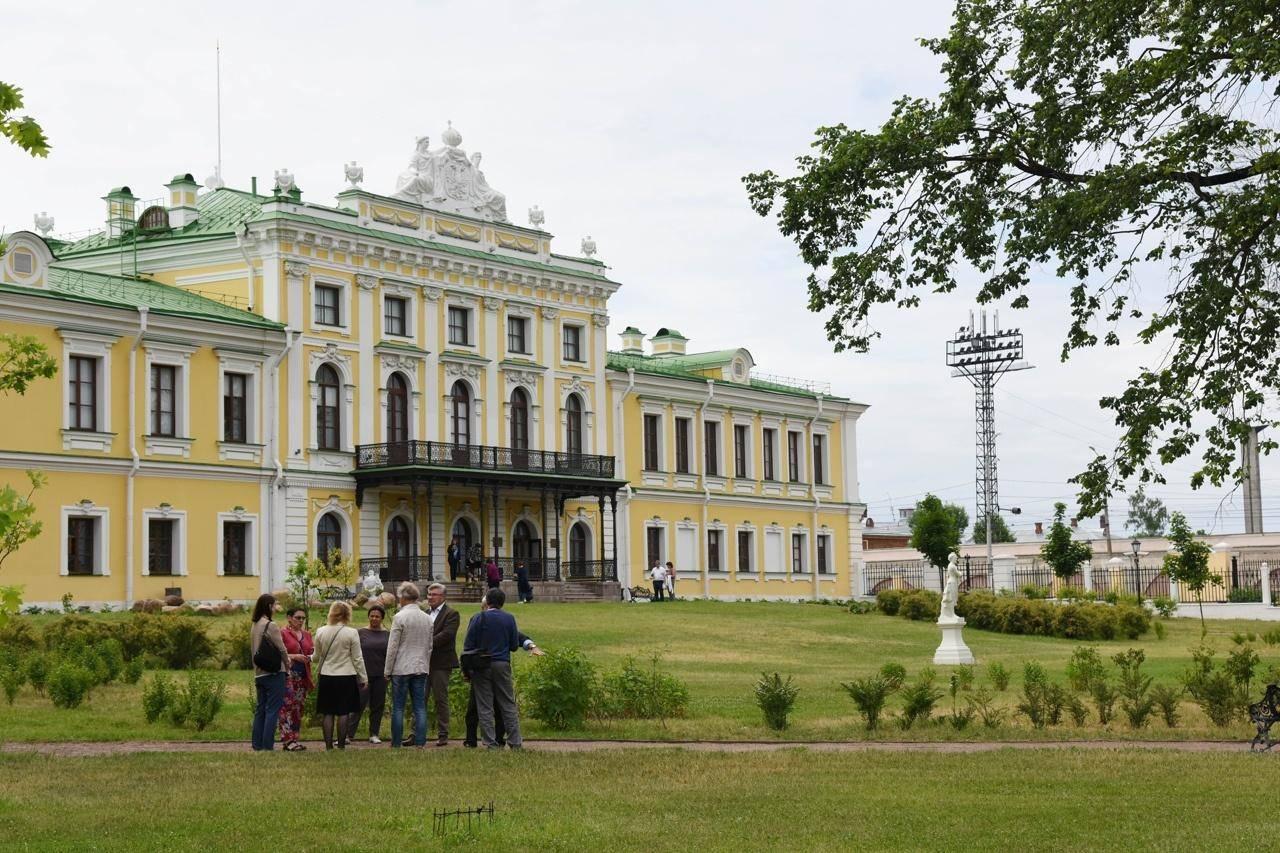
[875,588,1150,641]
[1,613,221,669]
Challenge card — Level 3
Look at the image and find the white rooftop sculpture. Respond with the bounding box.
[392,122,509,223]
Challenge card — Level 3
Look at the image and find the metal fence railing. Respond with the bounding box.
[862,560,927,596]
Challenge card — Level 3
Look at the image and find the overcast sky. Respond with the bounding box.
[2,0,1270,536]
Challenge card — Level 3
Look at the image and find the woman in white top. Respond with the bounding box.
[312,601,369,750]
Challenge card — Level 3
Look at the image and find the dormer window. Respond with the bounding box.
[12,251,33,275]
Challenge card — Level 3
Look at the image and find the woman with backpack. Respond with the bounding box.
[250,593,290,751]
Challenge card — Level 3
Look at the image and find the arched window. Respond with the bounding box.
[387,516,411,558]
[386,372,409,445]
[450,517,476,580]
[316,365,341,450]
[510,388,529,452]
[568,522,589,574]
[513,519,540,580]
[316,512,342,563]
[451,381,471,445]
[565,393,583,456]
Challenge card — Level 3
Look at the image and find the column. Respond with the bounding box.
[426,482,434,582]
[492,485,502,565]
[540,487,549,581]
[598,494,607,567]
[992,555,1015,594]
[356,274,377,446]
[284,262,308,458]
[483,297,501,445]
[610,493,618,582]
[541,307,559,452]
[554,493,563,581]
[422,286,442,441]
[591,313,609,454]
[1263,562,1272,607]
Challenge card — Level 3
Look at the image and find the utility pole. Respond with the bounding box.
[947,310,1034,568]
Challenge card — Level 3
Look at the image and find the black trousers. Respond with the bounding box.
[464,681,507,746]
[653,581,665,601]
[346,675,387,740]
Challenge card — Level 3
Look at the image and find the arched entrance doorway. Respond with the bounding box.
[567,522,590,578]
[386,516,412,581]
[512,519,542,580]
[450,517,477,580]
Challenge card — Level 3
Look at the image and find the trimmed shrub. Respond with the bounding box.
[180,671,227,731]
[1151,596,1177,618]
[1,660,24,704]
[43,615,117,655]
[956,591,1146,641]
[217,620,252,671]
[159,617,215,669]
[599,653,690,720]
[755,672,799,731]
[524,647,598,730]
[986,661,1010,691]
[23,652,49,694]
[0,615,40,655]
[1150,684,1183,727]
[123,657,145,685]
[842,675,893,731]
[878,662,907,692]
[143,674,175,723]
[1065,646,1107,693]
[875,589,904,616]
[47,662,92,709]
[897,590,941,621]
[1114,606,1151,640]
[1183,647,1240,727]
[898,676,943,729]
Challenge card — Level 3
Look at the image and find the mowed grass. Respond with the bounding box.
[2,600,1276,742]
[0,748,1276,851]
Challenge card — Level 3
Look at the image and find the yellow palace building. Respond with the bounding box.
[0,125,867,606]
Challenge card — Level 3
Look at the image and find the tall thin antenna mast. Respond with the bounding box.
[216,40,222,180]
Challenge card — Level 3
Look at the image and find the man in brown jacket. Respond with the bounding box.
[426,582,460,746]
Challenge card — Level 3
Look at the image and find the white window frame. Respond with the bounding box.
[816,532,833,575]
[143,341,195,458]
[141,507,187,577]
[380,354,423,443]
[561,322,585,364]
[12,250,33,274]
[60,503,110,576]
[381,288,415,340]
[59,329,116,453]
[640,402,667,485]
[706,524,727,573]
[731,414,755,493]
[763,526,785,575]
[787,429,806,485]
[812,429,830,486]
[643,520,669,569]
[734,524,757,576]
[506,315,531,356]
[446,302,476,348]
[217,511,259,577]
[216,350,265,462]
[703,413,725,482]
[311,278,350,331]
[791,528,809,575]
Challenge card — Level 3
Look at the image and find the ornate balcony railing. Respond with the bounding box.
[355,441,616,479]
[564,559,617,582]
[360,556,434,583]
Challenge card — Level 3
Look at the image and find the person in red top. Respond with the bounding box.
[278,606,314,751]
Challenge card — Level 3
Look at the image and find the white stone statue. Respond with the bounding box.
[33,212,54,236]
[470,153,507,221]
[204,167,225,190]
[360,570,383,595]
[344,161,364,188]
[581,235,597,258]
[274,168,296,195]
[393,136,436,204]
[940,552,961,621]
[528,205,545,228]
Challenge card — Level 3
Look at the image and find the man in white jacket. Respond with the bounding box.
[649,561,667,602]
[385,582,433,748]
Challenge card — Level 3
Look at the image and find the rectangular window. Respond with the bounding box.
[733,424,748,478]
[223,372,248,443]
[148,518,175,576]
[817,535,830,574]
[315,284,341,326]
[223,521,249,576]
[813,434,826,485]
[675,418,691,474]
[67,517,96,575]
[762,428,776,480]
[646,526,663,569]
[563,325,582,362]
[707,529,722,572]
[150,364,177,437]
[737,530,753,573]
[448,306,470,345]
[507,316,528,354]
[68,355,98,431]
[788,431,802,483]
[704,422,719,476]
[792,533,806,573]
[13,251,33,274]
[384,296,408,337]
[643,414,660,471]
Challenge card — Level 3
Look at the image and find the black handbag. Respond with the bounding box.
[460,612,492,675]
[252,618,283,671]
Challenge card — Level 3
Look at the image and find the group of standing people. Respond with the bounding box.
[649,560,678,601]
[250,580,540,752]
[449,536,536,603]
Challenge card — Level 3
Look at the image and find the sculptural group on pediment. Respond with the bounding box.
[393,124,508,223]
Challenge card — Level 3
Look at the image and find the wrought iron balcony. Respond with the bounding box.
[355,441,616,480]
[564,559,617,582]
[361,556,433,584]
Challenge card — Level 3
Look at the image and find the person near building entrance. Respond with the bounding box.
[426,583,459,746]
[515,560,534,603]
[486,556,502,589]
[650,561,667,601]
[448,536,462,581]
[385,581,433,748]
[666,561,677,600]
[461,588,526,749]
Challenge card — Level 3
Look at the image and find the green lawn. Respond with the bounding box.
[0,748,1275,851]
[2,601,1275,742]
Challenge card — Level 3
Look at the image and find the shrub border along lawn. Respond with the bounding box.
[876,588,1152,641]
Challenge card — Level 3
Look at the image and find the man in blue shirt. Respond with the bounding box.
[461,588,525,749]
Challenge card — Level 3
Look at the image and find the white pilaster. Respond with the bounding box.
[285,262,307,459]
[541,307,559,452]
[422,285,441,441]
[483,297,501,444]
[356,275,376,445]
[592,314,608,454]
[359,489,381,561]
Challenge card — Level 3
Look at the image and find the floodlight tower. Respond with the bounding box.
[946,310,1034,567]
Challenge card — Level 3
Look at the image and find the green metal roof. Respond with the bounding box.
[607,351,850,403]
[2,266,284,331]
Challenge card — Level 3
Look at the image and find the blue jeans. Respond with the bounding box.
[390,674,428,747]
[252,672,287,751]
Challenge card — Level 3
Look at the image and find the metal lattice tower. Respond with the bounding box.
[946,310,1033,544]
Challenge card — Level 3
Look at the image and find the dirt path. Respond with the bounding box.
[1,738,1267,758]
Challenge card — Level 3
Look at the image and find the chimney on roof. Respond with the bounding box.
[103,186,137,239]
[619,326,645,355]
[165,174,200,228]
[650,327,688,357]
[1034,521,1043,536]
[1070,517,1078,529]
[866,517,876,529]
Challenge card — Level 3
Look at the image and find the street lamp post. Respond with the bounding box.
[985,506,1022,575]
[1130,538,1143,602]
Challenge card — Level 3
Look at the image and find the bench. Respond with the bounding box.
[1248,683,1280,752]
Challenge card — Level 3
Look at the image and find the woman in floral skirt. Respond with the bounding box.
[278,605,314,751]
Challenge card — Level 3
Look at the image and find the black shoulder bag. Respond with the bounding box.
[252,619,283,671]
[460,612,492,675]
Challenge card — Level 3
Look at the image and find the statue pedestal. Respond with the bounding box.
[933,616,975,665]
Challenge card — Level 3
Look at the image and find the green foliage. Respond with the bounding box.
[1182,646,1240,727]
[1017,661,1053,729]
[156,617,215,669]
[898,673,943,730]
[1090,679,1118,726]
[47,661,92,709]
[217,620,252,670]
[986,661,1010,692]
[0,470,47,573]
[897,589,941,621]
[23,652,47,693]
[1066,693,1090,727]
[972,513,1016,544]
[846,600,877,615]
[0,613,39,654]
[1151,596,1177,618]
[956,591,1149,641]
[142,674,175,723]
[965,686,1005,728]
[1162,513,1220,631]
[0,82,50,157]
[907,494,967,578]
[1125,487,1169,538]
[952,664,975,691]
[875,588,902,616]
[1153,621,1167,641]
[878,662,907,692]
[841,675,893,731]
[1227,587,1263,603]
[744,2,1280,514]
[1225,644,1260,695]
[0,658,24,704]
[598,653,690,721]
[1019,584,1051,600]
[176,671,227,731]
[524,647,598,730]
[1263,628,1280,647]
[1040,503,1093,581]
[1150,684,1183,728]
[0,334,57,396]
[1113,649,1155,729]
[755,672,799,731]
[1065,646,1108,693]
[43,614,115,655]
[0,584,22,629]
[123,657,144,685]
